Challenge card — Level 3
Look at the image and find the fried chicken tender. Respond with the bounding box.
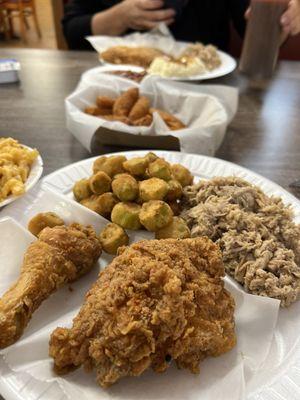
[96,96,115,113]
[101,46,164,68]
[0,224,102,349]
[128,96,150,121]
[49,237,236,388]
[150,108,186,131]
[113,88,139,117]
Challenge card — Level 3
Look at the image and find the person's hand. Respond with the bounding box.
[281,0,300,36]
[245,0,300,36]
[118,0,176,30]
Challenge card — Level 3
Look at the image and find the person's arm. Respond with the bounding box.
[228,0,250,37]
[62,0,101,50]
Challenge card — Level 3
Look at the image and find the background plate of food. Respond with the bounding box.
[0,137,43,208]
[86,26,237,81]
[1,150,300,400]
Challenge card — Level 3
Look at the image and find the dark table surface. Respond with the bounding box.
[1,49,300,196]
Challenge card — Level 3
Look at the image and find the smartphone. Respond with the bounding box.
[164,0,186,16]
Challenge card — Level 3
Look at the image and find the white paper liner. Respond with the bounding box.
[66,74,238,155]
[0,187,280,400]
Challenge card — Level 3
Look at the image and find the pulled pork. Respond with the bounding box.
[182,177,300,307]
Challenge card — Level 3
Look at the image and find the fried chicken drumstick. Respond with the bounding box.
[50,237,236,388]
[0,223,101,349]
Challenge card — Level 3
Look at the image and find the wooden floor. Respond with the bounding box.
[0,0,57,49]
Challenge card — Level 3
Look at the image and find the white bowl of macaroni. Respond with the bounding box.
[0,137,43,208]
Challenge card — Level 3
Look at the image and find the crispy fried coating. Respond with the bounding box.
[128,96,150,121]
[102,115,132,125]
[0,224,101,349]
[132,114,153,127]
[113,88,139,117]
[101,46,164,68]
[96,96,115,111]
[49,237,236,388]
[150,108,186,131]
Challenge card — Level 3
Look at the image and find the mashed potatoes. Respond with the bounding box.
[148,56,206,78]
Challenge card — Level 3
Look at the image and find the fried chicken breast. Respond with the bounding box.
[0,223,101,349]
[49,237,236,388]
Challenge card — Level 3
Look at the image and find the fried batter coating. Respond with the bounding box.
[93,155,127,177]
[73,178,92,202]
[171,164,193,187]
[49,238,236,388]
[111,202,142,230]
[140,200,173,232]
[80,193,119,218]
[96,96,115,112]
[99,223,129,255]
[147,158,173,181]
[112,174,138,202]
[132,114,153,127]
[102,115,132,125]
[166,179,183,201]
[155,217,190,239]
[150,108,186,131]
[0,224,101,349]
[28,212,65,237]
[139,178,168,202]
[89,171,112,195]
[101,46,164,68]
[113,88,139,117]
[128,96,150,121]
[123,157,148,176]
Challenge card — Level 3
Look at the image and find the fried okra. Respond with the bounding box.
[147,159,172,181]
[80,193,118,218]
[99,223,129,255]
[89,171,111,195]
[139,178,168,202]
[111,202,142,230]
[123,157,148,176]
[171,164,193,187]
[93,155,127,177]
[166,179,183,201]
[155,217,190,239]
[112,174,138,202]
[28,212,65,237]
[144,152,158,164]
[139,200,173,232]
[73,178,92,202]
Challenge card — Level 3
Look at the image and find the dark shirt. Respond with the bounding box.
[63,0,249,51]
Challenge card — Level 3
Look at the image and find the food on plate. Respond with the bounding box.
[147,158,173,181]
[49,237,236,387]
[101,46,165,68]
[84,88,185,131]
[0,223,101,349]
[171,163,194,187]
[99,223,129,255]
[123,156,148,176]
[93,155,126,177]
[112,173,139,202]
[139,178,168,202]
[89,171,112,195]
[140,200,173,232]
[182,177,300,307]
[0,137,39,202]
[147,43,221,78]
[166,179,183,201]
[108,69,147,83]
[181,43,221,71]
[73,153,194,234]
[128,96,150,121]
[113,87,139,117]
[28,212,65,237]
[73,178,92,201]
[148,55,206,78]
[81,193,119,218]
[111,202,142,230]
[155,217,190,239]
[150,108,186,131]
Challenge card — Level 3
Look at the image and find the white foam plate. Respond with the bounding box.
[98,50,236,82]
[1,150,300,400]
[0,145,43,208]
